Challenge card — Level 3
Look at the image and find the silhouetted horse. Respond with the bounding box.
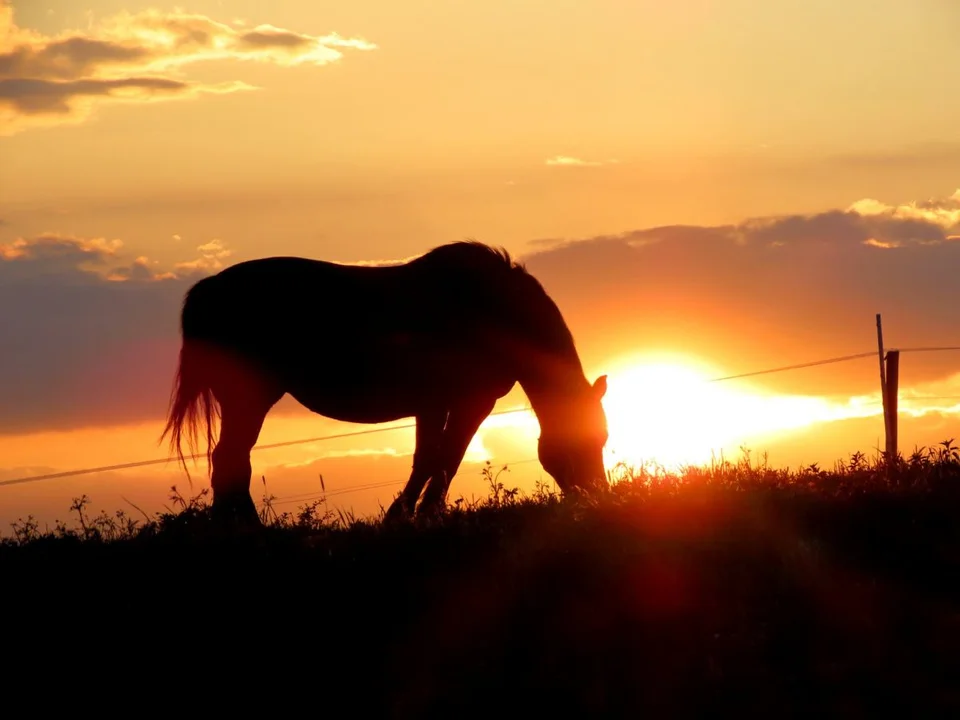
[161,241,609,526]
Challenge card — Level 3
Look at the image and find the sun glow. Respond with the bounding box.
[599,353,878,471]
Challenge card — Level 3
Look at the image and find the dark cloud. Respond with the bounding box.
[0,76,189,114]
[0,234,196,435]
[0,37,150,81]
[3,190,960,438]
[0,3,375,134]
[521,190,960,397]
[239,30,314,50]
[2,233,121,273]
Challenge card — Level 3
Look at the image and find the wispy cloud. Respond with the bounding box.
[340,252,424,267]
[547,155,603,167]
[0,2,376,134]
[862,237,901,249]
[545,155,617,167]
[174,238,231,272]
[848,189,960,231]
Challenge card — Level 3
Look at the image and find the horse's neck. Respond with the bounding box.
[515,350,587,434]
[503,272,587,430]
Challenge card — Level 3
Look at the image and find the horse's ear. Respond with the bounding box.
[593,375,607,399]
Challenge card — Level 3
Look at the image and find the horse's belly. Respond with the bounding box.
[281,342,508,422]
[283,351,439,423]
[287,382,422,424]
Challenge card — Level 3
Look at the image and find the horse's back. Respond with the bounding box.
[192,245,516,319]
[181,244,520,354]
[188,256,398,320]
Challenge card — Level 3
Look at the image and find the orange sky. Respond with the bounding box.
[2,0,960,532]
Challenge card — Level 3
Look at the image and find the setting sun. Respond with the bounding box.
[600,354,878,471]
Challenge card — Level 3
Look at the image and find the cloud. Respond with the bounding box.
[0,2,376,134]
[0,232,196,434]
[174,238,231,272]
[0,76,252,133]
[340,252,423,267]
[4,188,960,444]
[104,255,174,282]
[0,232,159,279]
[531,189,960,255]
[0,232,252,434]
[520,188,960,398]
[847,189,960,231]
[863,238,901,249]
[545,156,615,167]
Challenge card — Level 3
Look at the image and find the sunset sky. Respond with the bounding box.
[2,0,960,532]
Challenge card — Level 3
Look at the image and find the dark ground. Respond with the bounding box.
[3,466,960,716]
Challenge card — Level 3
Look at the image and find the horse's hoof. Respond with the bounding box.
[212,498,263,531]
[414,502,446,523]
[383,499,414,525]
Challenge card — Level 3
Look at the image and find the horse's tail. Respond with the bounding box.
[160,285,221,479]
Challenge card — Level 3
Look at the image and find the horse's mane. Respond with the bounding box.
[441,239,526,273]
[442,241,582,371]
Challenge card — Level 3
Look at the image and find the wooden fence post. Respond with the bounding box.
[876,314,891,463]
[885,350,900,466]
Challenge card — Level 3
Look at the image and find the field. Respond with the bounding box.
[4,444,960,715]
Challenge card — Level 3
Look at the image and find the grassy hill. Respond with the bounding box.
[4,444,960,715]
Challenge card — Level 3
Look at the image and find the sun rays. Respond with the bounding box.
[597,352,883,470]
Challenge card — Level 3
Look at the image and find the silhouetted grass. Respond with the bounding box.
[4,442,960,716]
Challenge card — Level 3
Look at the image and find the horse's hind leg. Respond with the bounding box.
[418,396,498,517]
[384,410,446,523]
[210,368,282,527]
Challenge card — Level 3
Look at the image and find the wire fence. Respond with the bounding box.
[268,458,544,508]
[3,345,960,501]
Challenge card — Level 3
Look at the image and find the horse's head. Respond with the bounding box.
[537,374,609,495]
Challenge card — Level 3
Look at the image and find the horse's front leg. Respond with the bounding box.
[384,410,446,523]
[418,396,498,518]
